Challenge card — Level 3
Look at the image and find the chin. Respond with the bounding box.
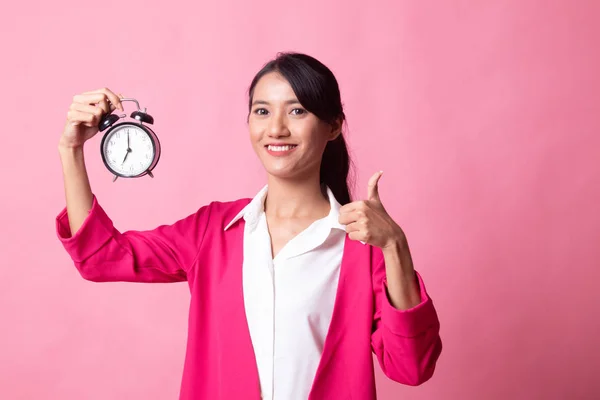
[264,163,321,183]
[256,151,318,181]
[263,165,299,180]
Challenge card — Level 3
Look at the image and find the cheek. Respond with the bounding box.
[248,123,262,146]
[303,129,330,154]
[303,119,332,147]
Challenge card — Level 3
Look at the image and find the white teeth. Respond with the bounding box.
[267,145,296,152]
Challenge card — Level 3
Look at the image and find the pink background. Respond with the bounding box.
[1,1,599,399]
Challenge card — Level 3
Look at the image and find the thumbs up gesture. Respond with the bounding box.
[338,171,407,250]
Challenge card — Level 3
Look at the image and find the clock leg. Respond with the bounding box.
[147,171,154,178]
[113,175,119,182]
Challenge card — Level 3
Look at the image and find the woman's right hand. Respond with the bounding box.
[59,88,125,149]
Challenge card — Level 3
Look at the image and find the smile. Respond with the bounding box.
[265,144,297,156]
[266,144,297,152]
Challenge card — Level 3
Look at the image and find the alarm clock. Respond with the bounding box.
[98,98,161,182]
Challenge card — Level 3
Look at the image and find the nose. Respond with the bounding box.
[267,112,290,138]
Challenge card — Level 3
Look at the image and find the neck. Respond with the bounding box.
[264,174,329,219]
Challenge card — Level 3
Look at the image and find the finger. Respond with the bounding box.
[72,92,106,104]
[338,210,361,225]
[348,231,366,242]
[73,92,117,114]
[344,221,361,233]
[70,102,105,120]
[66,109,99,127]
[81,88,124,111]
[367,171,383,201]
[81,88,123,111]
[68,104,104,129]
[339,200,367,214]
[95,96,112,115]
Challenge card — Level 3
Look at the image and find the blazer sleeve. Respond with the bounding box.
[371,255,442,386]
[55,194,211,283]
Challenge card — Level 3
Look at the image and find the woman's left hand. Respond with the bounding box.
[338,171,407,250]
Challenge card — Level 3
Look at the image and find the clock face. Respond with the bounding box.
[102,124,155,177]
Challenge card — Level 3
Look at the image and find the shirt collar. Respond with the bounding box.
[224,185,346,231]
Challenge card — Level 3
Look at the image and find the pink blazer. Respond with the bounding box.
[56,195,442,399]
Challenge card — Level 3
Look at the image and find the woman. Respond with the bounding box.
[56,52,442,400]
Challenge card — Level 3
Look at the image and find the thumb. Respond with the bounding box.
[367,171,383,202]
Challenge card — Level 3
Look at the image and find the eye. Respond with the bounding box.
[253,108,268,116]
[290,108,306,115]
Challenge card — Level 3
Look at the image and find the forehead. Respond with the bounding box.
[252,72,297,101]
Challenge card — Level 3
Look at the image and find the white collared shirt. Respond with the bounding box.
[224,185,347,400]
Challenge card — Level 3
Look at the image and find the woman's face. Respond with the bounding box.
[248,72,339,181]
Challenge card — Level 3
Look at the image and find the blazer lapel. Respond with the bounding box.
[217,219,261,399]
[309,236,368,398]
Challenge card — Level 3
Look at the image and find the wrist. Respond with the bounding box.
[382,233,414,276]
[58,141,84,155]
[58,144,86,169]
[382,230,408,254]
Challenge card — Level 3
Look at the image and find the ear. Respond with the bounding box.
[328,117,344,141]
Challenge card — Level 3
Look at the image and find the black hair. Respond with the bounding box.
[247,52,353,205]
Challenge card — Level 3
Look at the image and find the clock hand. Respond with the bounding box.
[121,131,132,165]
[121,148,131,165]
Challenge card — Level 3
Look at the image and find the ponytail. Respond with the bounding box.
[320,134,352,205]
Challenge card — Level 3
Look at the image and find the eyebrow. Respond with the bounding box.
[251,99,301,106]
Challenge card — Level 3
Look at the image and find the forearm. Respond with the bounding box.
[58,145,94,236]
[373,240,442,385]
[382,238,421,310]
